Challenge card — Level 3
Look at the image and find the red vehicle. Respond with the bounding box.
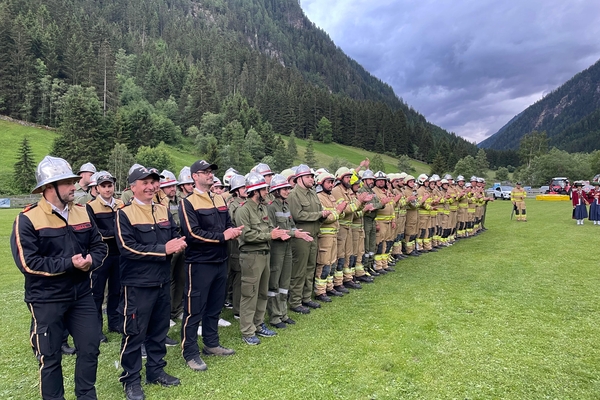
[546,177,571,195]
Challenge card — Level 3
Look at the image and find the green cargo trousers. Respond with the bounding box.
[290,236,318,307]
[267,241,292,325]
[239,252,270,337]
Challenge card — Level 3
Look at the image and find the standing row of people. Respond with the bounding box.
[11,155,492,400]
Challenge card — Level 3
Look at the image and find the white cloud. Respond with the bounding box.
[301,0,600,143]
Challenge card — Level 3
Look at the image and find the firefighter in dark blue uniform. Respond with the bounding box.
[10,156,107,400]
[178,160,242,370]
[115,166,187,400]
[86,171,124,341]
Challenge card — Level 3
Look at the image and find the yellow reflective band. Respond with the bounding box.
[339,220,352,226]
[319,227,338,234]
[375,215,394,221]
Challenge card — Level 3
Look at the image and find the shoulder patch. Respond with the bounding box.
[75,203,85,208]
[72,222,92,231]
[22,203,37,213]
[268,200,273,205]
[240,201,246,206]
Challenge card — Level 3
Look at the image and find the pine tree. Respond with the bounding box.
[316,116,333,143]
[272,136,290,172]
[370,154,385,173]
[430,152,448,176]
[304,135,317,167]
[287,130,298,161]
[13,137,37,193]
[397,154,415,174]
[108,143,135,193]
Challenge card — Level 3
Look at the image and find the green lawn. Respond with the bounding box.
[0,120,57,193]
[291,136,429,175]
[2,199,600,399]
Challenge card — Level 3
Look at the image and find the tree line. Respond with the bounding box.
[0,0,483,189]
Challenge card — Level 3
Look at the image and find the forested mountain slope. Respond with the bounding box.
[0,0,476,171]
[479,58,600,152]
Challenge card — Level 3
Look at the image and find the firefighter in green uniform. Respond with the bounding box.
[266,174,313,327]
[237,172,290,345]
[158,170,187,328]
[254,163,276,203]
[455,176,468,238]
[177,166,195,199]
[226,174,247,318]
[74,162,97,203]
[288,165,330,314]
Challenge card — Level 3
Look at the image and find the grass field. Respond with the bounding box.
[2,199,600,399]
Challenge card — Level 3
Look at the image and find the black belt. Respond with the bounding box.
[241,250,270,255]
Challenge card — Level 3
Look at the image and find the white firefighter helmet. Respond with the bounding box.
[335,167,352,180]
[77,162,97,175]
[222,167,239,187]
[269,174,292,192]
[32,156,81,194]
[88,172,99,187]
[430,174,440,181]
[444,174,453,180]
[295,164,314,178]
[229,174,246,192]
[398,172,408,180]
[178,166,194,185]
[456,175,465,182]
[254,163,274,177]
[245,172,268,193]
[316,171,335,185]
[160,170,178,188]
[405,174,416,182]
[441,178,449,184]
[362,170,375,180]
[374,171,387,180]
[417,173,429,185]
[470,176,478,182]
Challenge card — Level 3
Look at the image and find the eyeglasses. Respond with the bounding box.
[195,170,213,175]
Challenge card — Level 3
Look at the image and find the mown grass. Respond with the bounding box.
[0,120,57,192]
[290,135,429,175]
[2,199,600,399]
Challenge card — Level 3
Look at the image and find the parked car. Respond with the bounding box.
[547,177,571,195]
[490,186,513,200]
[539,185,550,192]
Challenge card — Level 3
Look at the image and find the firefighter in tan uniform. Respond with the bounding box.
[332,167,372,289]
[465,182,477,237]
[372,172,396,273]
[401,175,420,256]
[444,175,458,244]
[389,173,407,263]
[349,173,375,283]
[438,178,453,246]
[511,182,527,221]
[315,172,346,301]
[455,176,469,238]
[428,175,443,249]
[415,174,434,252]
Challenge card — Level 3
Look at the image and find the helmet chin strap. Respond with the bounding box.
[52,182,70,207]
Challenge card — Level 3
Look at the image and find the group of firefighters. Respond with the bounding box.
[10,155,493,400]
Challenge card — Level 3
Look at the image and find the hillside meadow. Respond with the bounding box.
[1,199,599,399]
[0,118,428,195]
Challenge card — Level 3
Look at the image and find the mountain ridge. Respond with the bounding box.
[479,58,600,151]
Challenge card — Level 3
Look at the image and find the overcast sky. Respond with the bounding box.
[301,0,600,144]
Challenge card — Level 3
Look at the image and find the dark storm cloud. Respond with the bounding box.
[302,0,600,143]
